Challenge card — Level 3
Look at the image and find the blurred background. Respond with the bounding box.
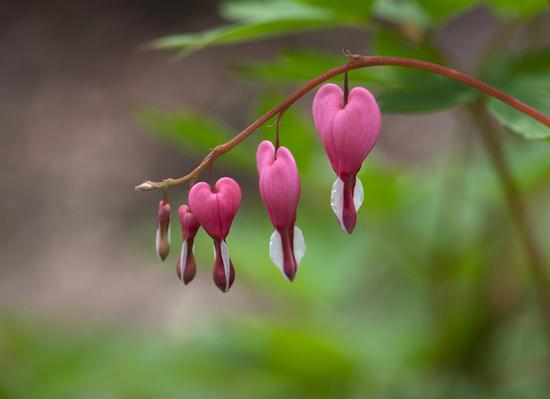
[1,0,550,398]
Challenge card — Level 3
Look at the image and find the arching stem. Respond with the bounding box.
[135,54,550,191]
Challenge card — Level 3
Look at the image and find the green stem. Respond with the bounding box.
[470,102,550,336]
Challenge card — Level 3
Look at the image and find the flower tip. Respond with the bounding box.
[213,239,235,293]
[213,268,235,293]
[177,259,196,285]
[342,211,357,234]
[284,269,297,282]
[158,247,169,261]
[177,239,197,285]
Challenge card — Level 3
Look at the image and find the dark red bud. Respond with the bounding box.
[212,238,235,293]
[278,226,298,281]
[341,175,357,234]
[177,237,197,285]
[156,199,171,260]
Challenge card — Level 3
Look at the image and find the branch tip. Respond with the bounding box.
[135,181,155,191]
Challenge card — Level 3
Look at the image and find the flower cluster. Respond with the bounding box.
[152,83,381,292]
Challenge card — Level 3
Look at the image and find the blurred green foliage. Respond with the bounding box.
[3,1,550,398]
[2,138,550,397]
[151,0,550,140]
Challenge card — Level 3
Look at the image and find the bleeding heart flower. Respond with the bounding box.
[312,83,381,233]
[176,204,201,285]
[155,199,171,260]
[256,140,305,281]
[188,177,241,292]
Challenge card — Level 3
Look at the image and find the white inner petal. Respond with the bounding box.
[220,239,231,292]
[354,177,364,211]
[330,177,364,232]
[293,226,306,265]
[330,178,346,232]
[269,227,306,279]
[155,226,161,259]
[179,239,188,282]
[269,230,284,276]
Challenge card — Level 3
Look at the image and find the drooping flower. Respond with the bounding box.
[176,204,201,285]
[188,177,241,292]
[256,140,305,281]
[155,199,171,260]
[312,83,381,234]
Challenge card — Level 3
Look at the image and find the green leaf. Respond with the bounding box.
[486,77,550,140]
[134,106,254,169]
[502,48,550,77]
[237,51,394,86]
[221,0,332,22]
[372,27,440,62]
[297,0,374,19]
[374,29,476,113]
[373,0,432,28]
[378,75,477,113]
[240,48,476,114]
[416,0,478,23]
[487,0,548,18]
[150,0,363,56]
[150,19,348,55]
[485,48,550,140]
[370,26,477,113]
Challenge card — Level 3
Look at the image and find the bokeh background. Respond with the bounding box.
[1,1,550,398]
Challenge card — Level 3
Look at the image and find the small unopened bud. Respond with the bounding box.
[155,199,171,261]
[135,182,154,191]
[177,205,200,285]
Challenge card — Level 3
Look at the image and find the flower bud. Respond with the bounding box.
[176,205,200,285]
[155,199,171,261]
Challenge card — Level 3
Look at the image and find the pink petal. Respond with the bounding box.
[188,178,242,239]
[256,141,301,229]
[178,204,200,240]
[312,84,381,177]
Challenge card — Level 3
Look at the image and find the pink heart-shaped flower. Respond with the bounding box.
[189,177,242,292]
[256,140,305,281]
[312,83,381,233]
[188,177,241,240]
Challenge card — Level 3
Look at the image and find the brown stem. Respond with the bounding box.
[470,102,550,335]
[274,111,283,154]
[343,64,350,106]
[135,54,550,191]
